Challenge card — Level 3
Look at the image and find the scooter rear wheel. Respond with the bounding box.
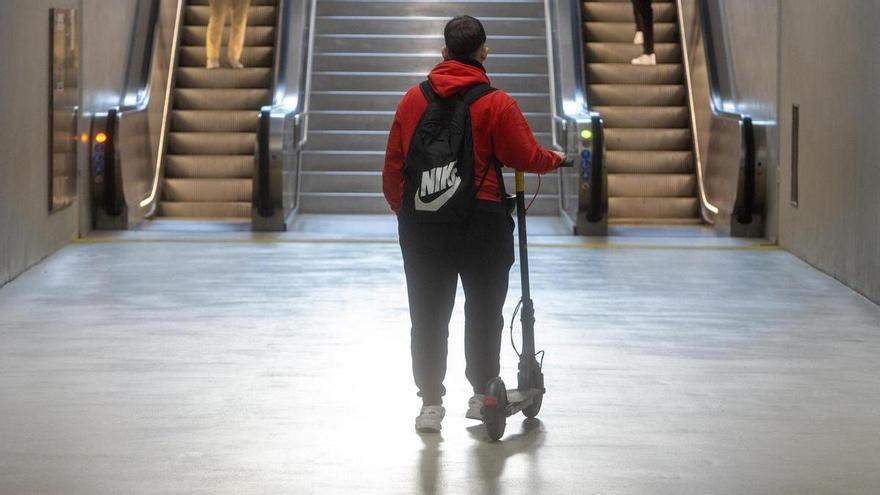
[483,377,508,441]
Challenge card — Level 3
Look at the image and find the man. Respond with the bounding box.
[206,0,252,69]
[631,0,656,65]
[383,15,564,433]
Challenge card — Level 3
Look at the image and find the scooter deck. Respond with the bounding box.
[504,388,543,416]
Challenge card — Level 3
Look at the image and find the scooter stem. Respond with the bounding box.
[515,171,536,358]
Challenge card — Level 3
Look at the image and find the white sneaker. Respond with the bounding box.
[228,59,244,70]
[415,405,445,433]
[633,31,643,45]
[206,58,220,70]
[631,53,656,66]
[466,394,485,420]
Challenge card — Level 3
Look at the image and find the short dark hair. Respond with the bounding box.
[444,16,487,58]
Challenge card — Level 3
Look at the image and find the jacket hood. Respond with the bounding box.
[427,58,491,98]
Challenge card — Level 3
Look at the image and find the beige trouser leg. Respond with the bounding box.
[227,0,252,63]
[206,0,229,62]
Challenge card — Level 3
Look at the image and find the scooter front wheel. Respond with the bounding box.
[483,377,508,441]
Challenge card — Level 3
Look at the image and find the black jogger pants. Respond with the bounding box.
[399,204,515,406]
[632,0,655,55]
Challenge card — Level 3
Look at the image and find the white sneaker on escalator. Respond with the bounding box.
[631,53,656,66]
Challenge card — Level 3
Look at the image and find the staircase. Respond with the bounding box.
[583,0,700,223]
[159,0,277,219]
[301,0,558,214]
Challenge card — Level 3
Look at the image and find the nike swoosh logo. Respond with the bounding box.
[414,175,462,212]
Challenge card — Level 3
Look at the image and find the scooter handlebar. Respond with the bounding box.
[557,157,575,168]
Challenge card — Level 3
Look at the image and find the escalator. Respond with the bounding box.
[582,0,700,223]
[159,0,278,219]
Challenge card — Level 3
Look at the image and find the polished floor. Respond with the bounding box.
[1,217,879,494]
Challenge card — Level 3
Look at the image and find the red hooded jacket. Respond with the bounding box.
[383,58,562,213]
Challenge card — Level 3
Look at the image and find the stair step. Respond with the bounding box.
[309,91,551,113]
[188,0,276,5]
[606,150,694,174]
[178,46,273,68]
[588,84,685,106]
[584,21,677,43]
[176,67,272,89]
[587,63,682,84]
[604,128,691,151]
[312,53,548,74]
[582,2,676,23]
[299,170,559,195]
[302,150,385,172]
[163,178,253,202]
[308,110,551,133]
[166,155,254,179]
[585,42,680,63]
[310,72,548,93]
[171,110,259,132]
[298,192,559,215]
[185,5,277,26]
[315,16,546,37]
[167,132,256,155]
[174,89,271,110]
[315,1,544,18]
[609,197,699,220]
[314,34,546,55]
[608,173,695,197]
[181,26,275,47]
[159,201,252,218]
[305,130,551,152]
[593,106,688,128]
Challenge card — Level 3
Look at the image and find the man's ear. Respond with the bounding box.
[479,44,489,62]
[442,46,449,60]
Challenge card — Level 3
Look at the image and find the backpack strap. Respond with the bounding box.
[462,83,496,106]
[419,81,437,103]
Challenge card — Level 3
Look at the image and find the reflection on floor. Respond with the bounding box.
[1,216,879,494]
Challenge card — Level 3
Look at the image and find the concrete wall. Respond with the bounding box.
[0,0,138,287]
[777,0,880,303]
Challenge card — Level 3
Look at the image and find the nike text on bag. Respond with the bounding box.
[401,82,496,222]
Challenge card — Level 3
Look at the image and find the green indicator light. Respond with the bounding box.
[580,129,593,141]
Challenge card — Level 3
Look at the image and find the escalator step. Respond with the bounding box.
[588,84,685,106]
[167,132,256,155]
[185,6,277,27]
[174,88,271,110]
[584,21,677,43]
[593,106,688,128]
[604,128,691,151]
[172,110,258,132]
[609,197,699,221]
[587,63,682,84]
[582,2,676,23]
[166,155,254,179]
[181,26,275,47]
[163,178,253,202]
[608,173,695,197]
[606,150,694,174]
[178,46,273,68]
[158,201,252,218]
[585,42,680,63]
[176,67,272,89]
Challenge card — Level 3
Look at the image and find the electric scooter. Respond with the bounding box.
[482,159,572,441]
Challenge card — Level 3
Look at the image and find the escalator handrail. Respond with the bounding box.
[695,0,757,224]
[256,0,314,218]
